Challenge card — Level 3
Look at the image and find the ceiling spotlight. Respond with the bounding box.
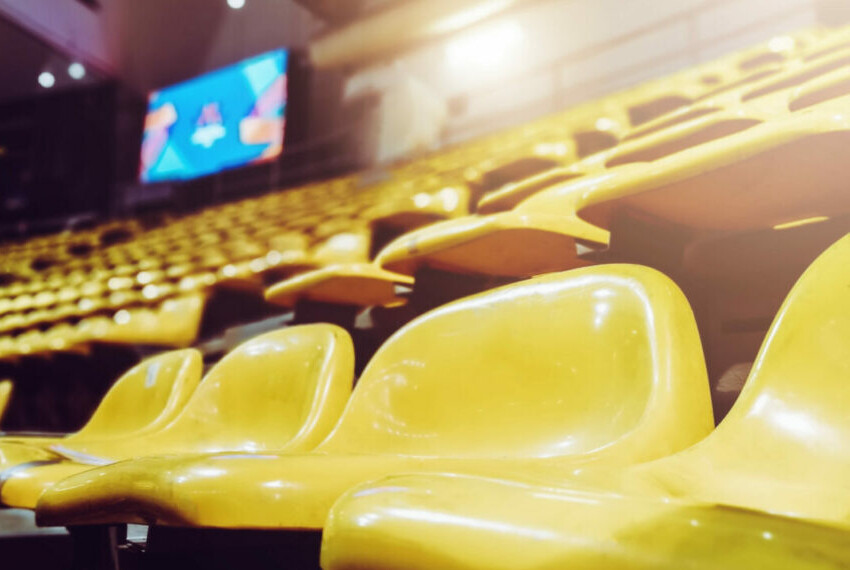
[227,0,245,9]
[445,20,524,72]
[68,62,86,80]
[38,71,56,88]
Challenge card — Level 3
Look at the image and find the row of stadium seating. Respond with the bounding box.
[2,22,850,569]
[0,25,834,364]
[0,230,845,569]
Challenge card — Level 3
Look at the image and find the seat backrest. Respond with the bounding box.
[152,324,354,453]
[0,380,11,424]
[71,349,203,441]
[319,265,713,459]
[665,233,850,517]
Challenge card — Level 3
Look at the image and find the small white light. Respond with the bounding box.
[227,0,245,9]
[768,36,795,53]
[38,71,56,88]
[68,62,86,80]
[114,310,131,325]
[412,192,432,208]
[595,117,618,132]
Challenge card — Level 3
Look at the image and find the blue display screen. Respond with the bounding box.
[140,49,287,183]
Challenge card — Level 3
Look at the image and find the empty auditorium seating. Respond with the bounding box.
[0,324,353,508]
[0,29,827,369]
[373,37,850,283]
[319,232,850,570]
[35,263,712,528]
[0,21,848,570]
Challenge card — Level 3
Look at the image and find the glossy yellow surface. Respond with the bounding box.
[321,233,850,570]
[0,380,10,425]
[375,209,607,277]
[576,112,850,232]
[0,349,202,468]
[322,474,850,570]
[3,324,354,508]
[265,263,413,307]
[37,264,712,528]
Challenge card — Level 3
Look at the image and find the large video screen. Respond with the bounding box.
[140,49,287,183]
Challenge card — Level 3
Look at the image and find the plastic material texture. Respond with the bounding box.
[320,233,850,570]
[0,349,203,470]
[3,324,354,508]
[37,264,712,528]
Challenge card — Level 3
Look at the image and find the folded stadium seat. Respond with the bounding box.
[0,349,201,464]
[474,107,724,216]
[388,68,850,282]
[484,80,810,213]
[575,93,850,237]
[264,227,414,309]
[320,233,850,570]
[2,324,354,508]
[0,380,11,425]
[605,29,806,128]
[373,90,778,279]
[264,262,412,309]
[35,264,712,529]
[374,175,610,278]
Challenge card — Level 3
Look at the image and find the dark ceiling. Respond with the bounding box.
[0,18,103,104]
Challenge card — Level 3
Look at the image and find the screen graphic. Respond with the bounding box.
[140,49,287,183]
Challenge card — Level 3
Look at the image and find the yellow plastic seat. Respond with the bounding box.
[265,263,413,308]
[320,233,850,570]
[0,349,202,466]
[263,229,415,307]
[3,324,353,508]
[470,105,733,215]
[475,44,850,220]
[375,197,608,278]
[36,264,712,528]
[0,380,11,425]
[575,99,850,233]
[386,83,850,280]
[321,473,850,570]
